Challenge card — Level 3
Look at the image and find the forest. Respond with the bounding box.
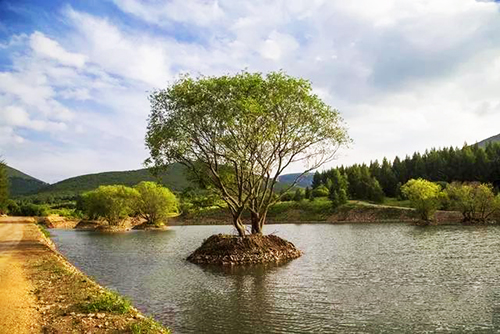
[309,142,500,202]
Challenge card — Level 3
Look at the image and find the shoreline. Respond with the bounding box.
[0,217,169,333]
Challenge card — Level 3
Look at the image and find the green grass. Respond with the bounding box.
[383,197,412,208]
[80,290,132,314]
[268,197,335,221]
[130,317,170,334]
[37,224,51,237]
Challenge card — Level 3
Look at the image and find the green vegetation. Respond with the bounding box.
[24,164,191,201]
[130,317,170,334]
[5,165,47,197]
[146,71,349,236]
[7,201,50,216]
[80,183,178,226]
[37,224,51,237]
[81,185,139,225]
[311,142,500,205]
[0,161,8,213]
[445,182,500,223]
[81,290,132,314]
[401,179,443,222]
[135,181,179,226]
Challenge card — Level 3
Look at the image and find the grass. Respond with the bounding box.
[130,317,170,334]
[268,197,335,221]
[37,223,51,237]
[383,197,412,208]
[80,290,132,314]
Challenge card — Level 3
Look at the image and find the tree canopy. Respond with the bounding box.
[134,181,179,226]
[146,71,350,236]
[401,178,443,222]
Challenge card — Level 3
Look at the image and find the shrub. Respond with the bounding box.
[81,185,139,225]
[402,179,443,222]
[134,182,178,225]
[10,202,49,217]
[312,185,329,198]
[445,182,500,222]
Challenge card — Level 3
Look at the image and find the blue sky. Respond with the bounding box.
[1,0,500,183]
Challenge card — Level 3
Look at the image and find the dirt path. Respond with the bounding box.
[0,218,40,333]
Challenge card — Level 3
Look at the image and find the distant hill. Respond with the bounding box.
[277,173,313,188]
[5,165,48,197]
[32,163,193,199]
[477,133,500,148]
[9,162,312,200]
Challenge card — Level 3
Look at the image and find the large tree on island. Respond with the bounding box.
[146,71,350,236]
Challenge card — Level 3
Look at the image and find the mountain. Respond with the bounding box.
[5,165,48,197]
[10,161,312,200]
[477,133,500,148]
[277,173,313,188]
[32,163,193,199]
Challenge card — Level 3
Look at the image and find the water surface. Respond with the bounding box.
[51,224,500,333]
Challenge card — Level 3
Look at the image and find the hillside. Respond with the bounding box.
[32,163,193,198]
[5,165,48,197]
[277,173,313,188]
[477,133,500,148]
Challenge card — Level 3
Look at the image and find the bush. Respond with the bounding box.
[10,202,49,216]
[312,185,329,198]
[402,179,443,222]
[81,185,139,225]
[293,189,305,202]
[445,182,500,222]
[134,182,178,225]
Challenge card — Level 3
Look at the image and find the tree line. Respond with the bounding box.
[310,142,500,202]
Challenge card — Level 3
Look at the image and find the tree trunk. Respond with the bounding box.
[233,216,246,237]
[250,211,266,234]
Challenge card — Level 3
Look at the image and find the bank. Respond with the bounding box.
[0,217,169,333]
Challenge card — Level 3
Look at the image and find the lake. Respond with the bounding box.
[50,224,500,333]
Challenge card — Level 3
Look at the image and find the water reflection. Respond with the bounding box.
[51,224,500,333]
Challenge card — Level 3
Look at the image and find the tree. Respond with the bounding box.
[445,182,500,222]
[134,182,179,226]
[327,169,348,208]
[0,160,8,214]
[82,185,138,225]
[304,187,311,200]
[293,188,305,202]
[401,179,443,222]
[146,71,350,236]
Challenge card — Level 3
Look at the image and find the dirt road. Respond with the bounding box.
[0,218,40,333]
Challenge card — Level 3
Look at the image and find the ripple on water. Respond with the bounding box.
[51,224,500,333]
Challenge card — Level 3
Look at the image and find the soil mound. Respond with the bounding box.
[187,234,302,265]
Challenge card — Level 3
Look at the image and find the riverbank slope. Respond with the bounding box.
[0,217,168,333]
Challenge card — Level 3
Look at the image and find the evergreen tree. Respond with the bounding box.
[312,171,322,189]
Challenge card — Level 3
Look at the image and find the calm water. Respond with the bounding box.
[51,224,500,333]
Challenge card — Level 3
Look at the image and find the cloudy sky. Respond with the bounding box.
[0,0,499,183]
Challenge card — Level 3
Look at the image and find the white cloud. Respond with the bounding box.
[112,0,225,27]
[2,0,500,181]
[29,31,87,68]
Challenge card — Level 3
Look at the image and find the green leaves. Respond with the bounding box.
[401,179,443,221]
[146,71,350,234]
